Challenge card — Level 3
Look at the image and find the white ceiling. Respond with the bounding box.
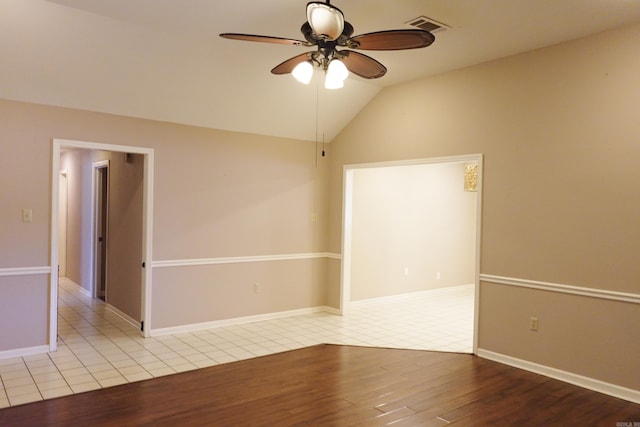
[1,0,640,142]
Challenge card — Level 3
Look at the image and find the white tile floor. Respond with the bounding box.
[0,278,474,408]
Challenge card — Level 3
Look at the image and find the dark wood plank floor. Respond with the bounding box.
[0,345,638,426]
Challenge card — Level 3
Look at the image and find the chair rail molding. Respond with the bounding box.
[152,252,340,268]
[0,266,52,277]
[480,274,640,304]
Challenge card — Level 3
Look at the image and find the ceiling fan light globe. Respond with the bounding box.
[325,59,348,89]
[327,58,349,81]
[292,61,314,84]
[307,2,344,41]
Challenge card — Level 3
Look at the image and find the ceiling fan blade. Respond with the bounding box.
[348,29,434,50]
[220,33,310,46]
[338,50,387,79]
[271,52,314,75]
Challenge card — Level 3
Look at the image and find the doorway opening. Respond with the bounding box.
[340,154,483,353]
[50,139,154,352]
[93,161,109,301]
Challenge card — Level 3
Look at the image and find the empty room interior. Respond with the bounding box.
[0,0,639,424]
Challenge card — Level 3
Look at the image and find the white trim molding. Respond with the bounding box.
[152,252,339,268]
[478,349,640,404]
[64,278,92,298]
[0,345,49,360]
[150,305,339,337]
[343,154,485,171]
[480,274,640,305]
[106,304,141,330]
[0,266,51,277]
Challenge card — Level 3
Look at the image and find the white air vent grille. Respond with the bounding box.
[407,16,450,33]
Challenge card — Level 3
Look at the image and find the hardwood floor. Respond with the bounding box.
[0,345,638,426]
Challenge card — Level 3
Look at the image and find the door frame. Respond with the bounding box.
[50,139,155,351]
[91,160,110,300]
[58,170,68,278]
[340,154,483,353]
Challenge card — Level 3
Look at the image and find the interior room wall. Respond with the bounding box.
[59,150,88,289]
[152,259,327,329]
[0,98,329,351]
[327,23,640,391]
[0,276,48,352]
[101,151,144,322]
[0,100,56,353]
[350,162,477,301]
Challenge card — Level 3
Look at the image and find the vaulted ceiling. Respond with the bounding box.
[2,0,640,142]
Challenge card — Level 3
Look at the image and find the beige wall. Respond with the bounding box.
[327,24,640,390]
[152,259,327,328]
[0,276,48,352]
[1,101,57,352]
[350,162,477,301]
[103,151,144,321]
[60,150,90,288]
[0,99,328,349]
[479,282,639,389]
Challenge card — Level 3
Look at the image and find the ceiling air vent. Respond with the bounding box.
[406,16,450,33]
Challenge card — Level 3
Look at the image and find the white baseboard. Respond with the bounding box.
[150,306,338,337]
[350,284,474,307]
[63,277,92,298]
[322,306,341,315]
[477,348,640,404]
[106,304,141,330]
[0,345,49,360]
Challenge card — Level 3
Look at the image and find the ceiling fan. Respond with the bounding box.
[220,0,435,89]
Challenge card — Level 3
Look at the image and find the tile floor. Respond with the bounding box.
[0,278,474,408]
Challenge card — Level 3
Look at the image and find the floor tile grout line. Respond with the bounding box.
[58,283,151,386]
[0,371,12,404]
[53,318,114,391]
[7,358,44,403]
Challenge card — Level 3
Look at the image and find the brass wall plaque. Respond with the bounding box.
[464,164,478,192]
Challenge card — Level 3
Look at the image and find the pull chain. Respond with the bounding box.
[322,133,325,157]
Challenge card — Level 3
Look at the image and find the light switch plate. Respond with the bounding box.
[22,209,32,222]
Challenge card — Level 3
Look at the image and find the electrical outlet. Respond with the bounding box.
[529,317,539,332]
[436,272,441,280]
[253,283,261,294]
[311,213,318,223]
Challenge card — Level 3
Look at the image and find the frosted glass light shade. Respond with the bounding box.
[292,61,314,84]
[325,59,349,89]
[327,58,349,80]
[307,2,344,41]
